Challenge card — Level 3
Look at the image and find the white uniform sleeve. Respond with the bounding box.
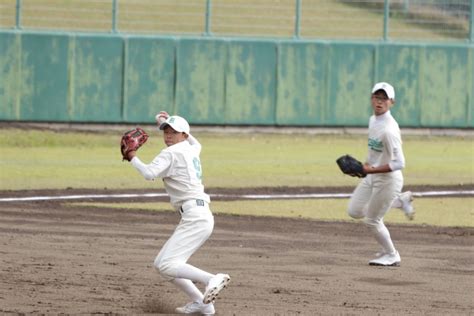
[386,132,405,171]
[131,151,172,180]
[186,134,202,154]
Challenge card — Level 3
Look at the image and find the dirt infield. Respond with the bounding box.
[0,188,473,315]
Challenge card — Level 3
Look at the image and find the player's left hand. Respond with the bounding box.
[120,127,149,161]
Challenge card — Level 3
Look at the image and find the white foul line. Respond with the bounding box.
[0,191,472,202]
[0,193,168,202]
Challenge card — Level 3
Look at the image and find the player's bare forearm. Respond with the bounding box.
[363,163,392,174]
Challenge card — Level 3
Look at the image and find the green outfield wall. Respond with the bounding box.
[0,31,473,128]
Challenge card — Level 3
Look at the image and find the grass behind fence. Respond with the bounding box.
[0,0,469,41]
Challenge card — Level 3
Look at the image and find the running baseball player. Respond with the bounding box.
[346,82,413,266]
[123,112,230,315]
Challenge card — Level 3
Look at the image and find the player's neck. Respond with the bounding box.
[374,110,391,120]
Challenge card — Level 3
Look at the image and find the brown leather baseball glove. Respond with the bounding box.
[120,127,149,161]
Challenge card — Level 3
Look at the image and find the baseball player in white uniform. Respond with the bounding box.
[125,113,230,315]
[347,82,414,266]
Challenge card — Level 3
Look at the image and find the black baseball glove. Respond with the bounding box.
[336,154,366,178]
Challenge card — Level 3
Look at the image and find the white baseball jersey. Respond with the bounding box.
[366,111,405,172]
[131,134,210,207]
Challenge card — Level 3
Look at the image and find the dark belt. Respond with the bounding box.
[179,199,206,214]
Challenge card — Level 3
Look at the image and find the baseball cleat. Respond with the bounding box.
[369,251,401,266]
[400,191,415,220]
[203,273,231,304]
[175,301,215,315]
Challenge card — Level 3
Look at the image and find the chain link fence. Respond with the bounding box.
[0,0,472,41]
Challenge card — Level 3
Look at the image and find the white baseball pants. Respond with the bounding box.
[347,172,403,254]
[154,199,214,281]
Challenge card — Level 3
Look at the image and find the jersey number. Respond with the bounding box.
[192,157,202,180]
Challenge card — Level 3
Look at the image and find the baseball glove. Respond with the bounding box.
[336,154,366,178]
[120,127,149,161]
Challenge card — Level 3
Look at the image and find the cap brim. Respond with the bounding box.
[159,122,188,134]
[159,122,170,130]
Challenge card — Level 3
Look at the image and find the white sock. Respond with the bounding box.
[371,222,396,254]
[176,263,214,285]
[172,278,203,302]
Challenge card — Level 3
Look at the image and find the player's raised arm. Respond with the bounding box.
[186,133,202,152]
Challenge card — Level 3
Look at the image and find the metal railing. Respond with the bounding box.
[0,0,472,42]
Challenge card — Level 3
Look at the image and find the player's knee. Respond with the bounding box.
[363,217,381,230]
[154,258,177,279]
[347,207,364,219]
[155,263,176,279]
[153,258,172,276]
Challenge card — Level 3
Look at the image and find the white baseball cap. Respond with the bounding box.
[159,115,190,134]
[371,82,395,100]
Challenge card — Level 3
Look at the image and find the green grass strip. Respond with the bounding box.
[1,128,472,190]
[68,197,474,228]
